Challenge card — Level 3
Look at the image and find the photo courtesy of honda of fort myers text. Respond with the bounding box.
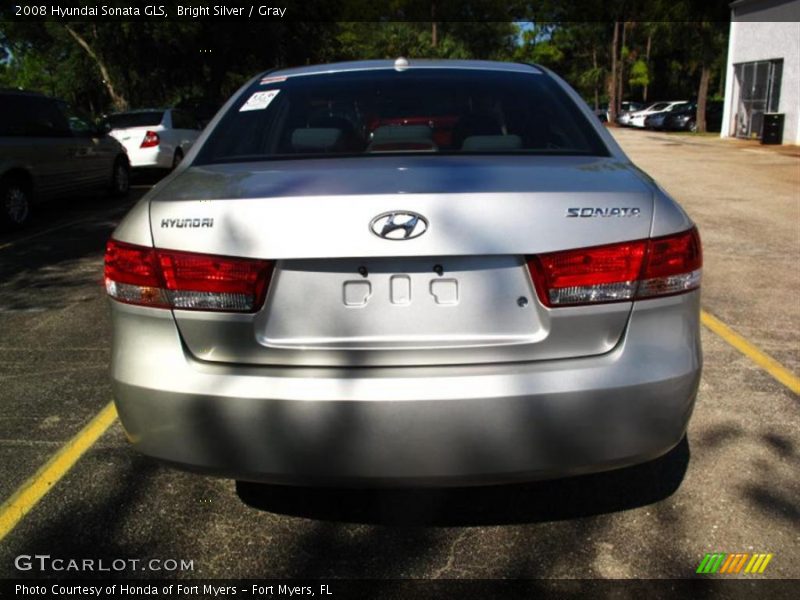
[15,582,337,598]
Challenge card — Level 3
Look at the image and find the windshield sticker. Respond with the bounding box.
[240,90,280,112]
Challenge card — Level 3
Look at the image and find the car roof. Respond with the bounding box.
[265,59,543,79]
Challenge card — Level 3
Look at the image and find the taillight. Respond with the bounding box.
[140,130,160,148]
[528,240,647,306]
[104,239,274,312]
[104,240,169,308]
[637,228,702,298]
[527,227,702,307]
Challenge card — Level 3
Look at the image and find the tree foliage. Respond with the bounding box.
[0,3,730,125]
[629,59,650,91]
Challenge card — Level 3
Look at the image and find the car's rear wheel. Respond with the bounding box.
[689,121,698,133]
[110,157,130,197]
[172,149,184,170]
[0,176,32,231]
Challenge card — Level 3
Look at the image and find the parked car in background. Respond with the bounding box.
[628,101,688,128]
[594,101,643,124]
[643,102,695,130]
[104,108,201,170]
[613,101,644,126]
[106,59,702,486]
[663,101,724,133]
[643,112,667,130]
[0,89,129,230]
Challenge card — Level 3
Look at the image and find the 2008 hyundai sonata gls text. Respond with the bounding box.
[106,60,702,486]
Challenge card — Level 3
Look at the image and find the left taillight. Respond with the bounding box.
[140,130,160,148]
[104,239,274,312]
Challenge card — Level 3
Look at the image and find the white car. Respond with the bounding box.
[105,109,201,169]
[628,101,688,128]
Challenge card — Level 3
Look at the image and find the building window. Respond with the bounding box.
[733,59,783,139]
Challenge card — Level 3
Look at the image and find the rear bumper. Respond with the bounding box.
[124,145,172,169]
[111,293,702,486]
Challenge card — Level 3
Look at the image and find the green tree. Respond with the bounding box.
[334,21,515,61]
[0,0,731,126]
[513,24,564,68]
[629,58,650,95]
[0,20,339,117]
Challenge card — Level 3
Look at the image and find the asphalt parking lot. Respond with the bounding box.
[0,130,798,581]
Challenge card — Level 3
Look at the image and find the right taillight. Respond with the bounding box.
[104,239,274,313]
[527,227,702,307]
[637,228,702,298]
[140,130,160,148]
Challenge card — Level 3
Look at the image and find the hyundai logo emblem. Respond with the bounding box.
[370,211,428,240]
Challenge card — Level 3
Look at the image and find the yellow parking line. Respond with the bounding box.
[0,402,117,542]
[701,309,800,394]
[0,310,794,544]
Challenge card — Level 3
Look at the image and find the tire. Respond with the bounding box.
[0,176,32,231]
[689,121,698,133]
[172,149,184,170]
[110,157,130,197]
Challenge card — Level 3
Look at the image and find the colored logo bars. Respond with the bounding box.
[696,553,773,574]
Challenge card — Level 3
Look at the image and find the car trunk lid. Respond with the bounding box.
[149,155,653,367]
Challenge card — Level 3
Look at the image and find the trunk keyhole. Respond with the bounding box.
[358,266,368,278]
[433,264,444,276]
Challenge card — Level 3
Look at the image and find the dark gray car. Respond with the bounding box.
[0,90,130,229]
[106,60,702,486]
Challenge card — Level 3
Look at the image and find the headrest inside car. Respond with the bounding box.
[291,128,344,152]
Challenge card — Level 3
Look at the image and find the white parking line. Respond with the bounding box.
[0,197,139,252]
[0,218,92,251]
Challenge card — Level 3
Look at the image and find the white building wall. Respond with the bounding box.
[721,20,800,144]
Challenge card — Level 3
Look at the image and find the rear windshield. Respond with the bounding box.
[195,68,609,164]
[105,111,164,129]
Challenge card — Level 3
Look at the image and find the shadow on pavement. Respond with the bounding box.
[236,436,690,526]
[131,168,170,186]
[0,188,149,309]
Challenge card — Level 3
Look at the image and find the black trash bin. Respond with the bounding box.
[762,113,784,145]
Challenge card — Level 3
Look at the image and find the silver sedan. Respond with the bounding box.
[105,60,702,486]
